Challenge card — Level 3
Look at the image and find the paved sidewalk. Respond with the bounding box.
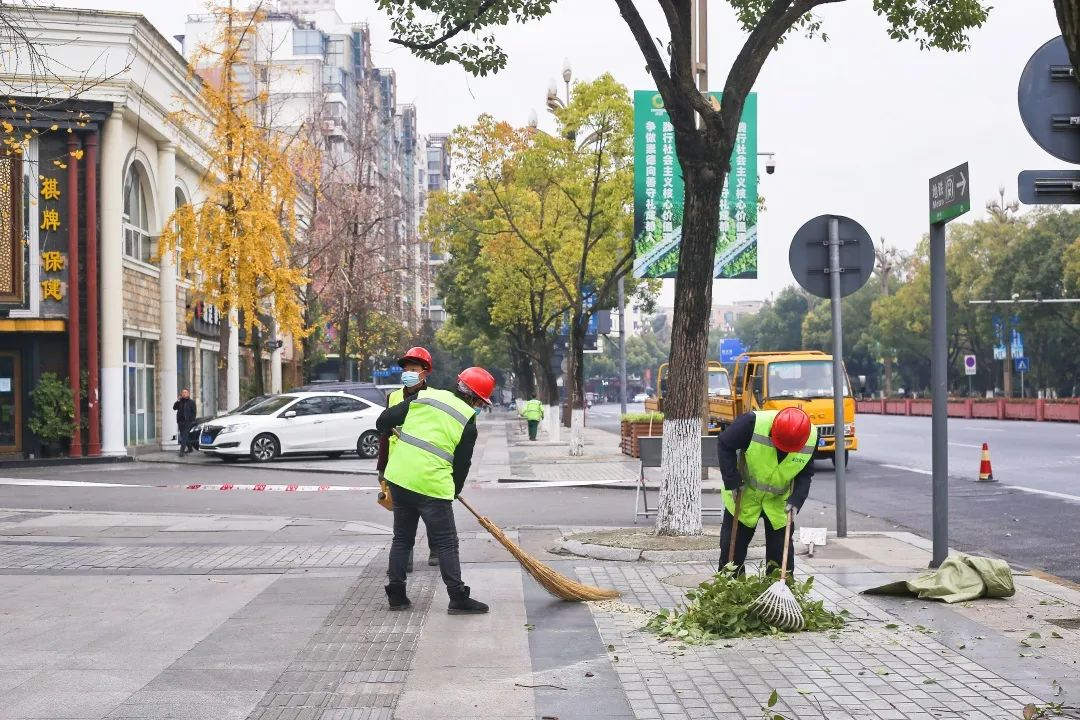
[3,500,1078,719]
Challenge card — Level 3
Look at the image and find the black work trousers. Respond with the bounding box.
[717,508,795,576]
[387,482,464,594]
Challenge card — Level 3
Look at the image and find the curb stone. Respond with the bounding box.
[555,538,729,563]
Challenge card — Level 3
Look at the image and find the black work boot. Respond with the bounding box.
[386,583,411,611]
[447,585,489,615]
[427,550,439,567]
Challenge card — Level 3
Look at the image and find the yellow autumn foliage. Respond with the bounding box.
[159,1,309,341]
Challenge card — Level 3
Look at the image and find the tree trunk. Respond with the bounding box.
[300,288,319,384]
[567,310,587,456]
[511,344,535,400]
[1055,0,1080,79]
[883,356,893,397]
[217,308,230,413]
[251,326,265,396]
[533,337,560,442]
[337,306,351,382]
[657,162,725,536]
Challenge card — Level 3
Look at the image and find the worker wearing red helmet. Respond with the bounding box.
[376,367,496,615]
[716,407,818,576]
[378,347,438,570]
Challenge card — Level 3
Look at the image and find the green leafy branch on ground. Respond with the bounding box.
[646,568,846,643]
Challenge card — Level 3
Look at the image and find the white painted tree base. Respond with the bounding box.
[545,406,560,442]
[569,408,585,456]
[656,418,703,536]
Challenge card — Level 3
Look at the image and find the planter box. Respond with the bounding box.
[620,420,663,458]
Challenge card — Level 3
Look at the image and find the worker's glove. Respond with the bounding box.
[722,476,742,493]
[785,502,800,516]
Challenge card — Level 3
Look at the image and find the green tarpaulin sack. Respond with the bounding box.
[863,553,1015,604]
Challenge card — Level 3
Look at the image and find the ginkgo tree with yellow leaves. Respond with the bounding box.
[445,74,653,452]
[159,0,309,408]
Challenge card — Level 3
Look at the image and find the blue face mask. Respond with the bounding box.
[401,371,422,388]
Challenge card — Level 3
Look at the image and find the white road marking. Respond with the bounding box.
[493,478,627,489]
[881,464,932,476]
[0,477,149,488]
[948,442,983,448]
[1002,485,1080,504]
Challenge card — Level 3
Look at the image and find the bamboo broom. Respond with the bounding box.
[456,495,620,602]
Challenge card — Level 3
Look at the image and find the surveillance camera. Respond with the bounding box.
[765,158,776,174]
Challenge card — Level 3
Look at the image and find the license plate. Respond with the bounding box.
[201,434,213,445]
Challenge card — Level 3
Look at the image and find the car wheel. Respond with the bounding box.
[326,451,344,459]
[250,433,280,463]
[357,430,379,459]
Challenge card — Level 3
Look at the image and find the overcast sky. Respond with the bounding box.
[56,0,1067,306]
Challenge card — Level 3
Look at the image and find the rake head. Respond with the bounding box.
[750,578,805,632]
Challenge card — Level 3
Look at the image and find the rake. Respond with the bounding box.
[749,509,805,631]
[456,495,620,602]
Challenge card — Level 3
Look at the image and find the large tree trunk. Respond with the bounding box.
[1055,0,1080,78]
[510,343,535,400]
[533,337,560,442]
[657,162,724,536]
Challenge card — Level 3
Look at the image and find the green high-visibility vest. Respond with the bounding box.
[384,388,475,500]
[721,410,818,530]
[521,399,544,421]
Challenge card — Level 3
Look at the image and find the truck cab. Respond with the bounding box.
[645,361,732,433]
[727,351,857,464]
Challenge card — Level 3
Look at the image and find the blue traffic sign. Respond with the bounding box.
[719,338,747,363]
[1014,357,1030,373]
[373,368,400,379]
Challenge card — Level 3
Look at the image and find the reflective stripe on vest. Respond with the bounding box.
[383,388,475,500]
[412,396,470,426]
[394,429,454,463]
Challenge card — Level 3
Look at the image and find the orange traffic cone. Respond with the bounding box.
[977,442,995,482]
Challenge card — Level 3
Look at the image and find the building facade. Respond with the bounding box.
[0,7,302,457]
[423,132,451,328]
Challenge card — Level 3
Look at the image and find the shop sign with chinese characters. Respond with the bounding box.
[38,174,65,308]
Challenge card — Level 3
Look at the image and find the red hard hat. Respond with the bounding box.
[770,407,812,453]
[457,367,495,404]
[398,346,433,371]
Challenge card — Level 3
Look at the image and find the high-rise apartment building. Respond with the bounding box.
[424,133,451,327]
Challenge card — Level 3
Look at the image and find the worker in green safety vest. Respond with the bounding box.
[716,407,818,576]
[377,367,496,615]
[378,346,437,571]
[520,393,544,440]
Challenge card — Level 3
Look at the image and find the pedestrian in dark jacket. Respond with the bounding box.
[173,389,197,456]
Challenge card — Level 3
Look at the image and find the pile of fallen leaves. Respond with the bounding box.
[646,568,846,643]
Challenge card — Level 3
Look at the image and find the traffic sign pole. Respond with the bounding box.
[927,162,969,568]
[829,216,848,539]
[930,219,949,568]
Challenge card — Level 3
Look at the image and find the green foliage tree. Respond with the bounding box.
[378,0,991,534]
[734,287,816,352]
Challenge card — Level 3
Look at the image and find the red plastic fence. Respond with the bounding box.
[855,398,1080,422]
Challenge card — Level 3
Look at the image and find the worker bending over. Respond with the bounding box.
[716,407,817,576]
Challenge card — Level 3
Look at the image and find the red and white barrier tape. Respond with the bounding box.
[183,483,377,492]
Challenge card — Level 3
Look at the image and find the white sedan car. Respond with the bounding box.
[198,391,383,463]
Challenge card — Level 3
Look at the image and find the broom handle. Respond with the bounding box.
[779,509,793,582]
[456,495,484,522]
[726,489,743,565]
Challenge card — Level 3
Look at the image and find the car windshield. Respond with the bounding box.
[241,395,296,415]
[708,370,730,396]
[767,361,849,399]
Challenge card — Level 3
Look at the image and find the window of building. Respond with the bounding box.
[124,338,157,446]
[200,350,218,417]
[293,28,325,56]
[177,347,193,396]
[123,165,155,263]
[322,66,345,94]
[326,37,344,65]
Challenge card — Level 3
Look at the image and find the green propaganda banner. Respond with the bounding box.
[632,90,757,279]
